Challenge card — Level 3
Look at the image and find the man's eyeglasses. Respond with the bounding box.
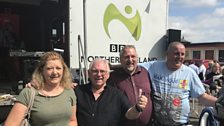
[90,70,108,75]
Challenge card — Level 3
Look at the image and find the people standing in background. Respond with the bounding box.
[206,60,214,76]
[206,62,221,81]
[4,52,78,126]
[217,67,224,96]
[198,60,207,81]
[183,61,190,66]
[204,62,222,94]
[107,45,153,126]
[188,60,199,75]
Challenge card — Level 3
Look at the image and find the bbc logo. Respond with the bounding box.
[110,44,125,52]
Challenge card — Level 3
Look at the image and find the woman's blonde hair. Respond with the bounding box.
[32,51,72,89]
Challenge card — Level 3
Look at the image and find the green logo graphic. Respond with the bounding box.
[103,3,142,41]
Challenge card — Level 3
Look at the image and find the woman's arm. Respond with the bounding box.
[69,105,78,126]
[4,102,27,126]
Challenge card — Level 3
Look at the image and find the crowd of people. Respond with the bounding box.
[185,58,224,96]
[3,41,224,126]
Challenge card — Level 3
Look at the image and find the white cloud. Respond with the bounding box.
[213,7,224,16]
[169,1,224,43]
[169,10,224,42]
[170,0,218,8]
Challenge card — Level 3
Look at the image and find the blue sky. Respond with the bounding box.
[169,0,224,43]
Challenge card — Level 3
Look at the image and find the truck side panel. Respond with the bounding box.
[69,0,169,69]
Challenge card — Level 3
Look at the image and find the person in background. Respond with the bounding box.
[140,41,217,126]
[198,60,207,81]
[217,67,224,96]
[183,61,190,66]
[206,62,221,81]
[75,58,148,126]
[206,60,214,76]
[4,52,78,126]
[204,62,223,96]
[107,45,153,126]
[188,60,199,75]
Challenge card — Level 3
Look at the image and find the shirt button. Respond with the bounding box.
[92,113,94,116]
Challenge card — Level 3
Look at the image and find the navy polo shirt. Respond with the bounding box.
[75,83,132,126]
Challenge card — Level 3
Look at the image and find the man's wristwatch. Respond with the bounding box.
[135,104,143,112]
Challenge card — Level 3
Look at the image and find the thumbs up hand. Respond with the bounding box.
[135,89,148,112]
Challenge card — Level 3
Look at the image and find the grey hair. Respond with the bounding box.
[89,58,110,71]
[119,45,137,57]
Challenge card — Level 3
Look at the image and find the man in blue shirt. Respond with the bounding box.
[140,41,217,125]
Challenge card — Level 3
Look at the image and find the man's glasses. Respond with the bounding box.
[90,70,108,75]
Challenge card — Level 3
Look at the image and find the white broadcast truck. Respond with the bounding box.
[0,0,170,91]
[70,0,169,83]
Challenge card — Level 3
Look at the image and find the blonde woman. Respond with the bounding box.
[4,52,77,126]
